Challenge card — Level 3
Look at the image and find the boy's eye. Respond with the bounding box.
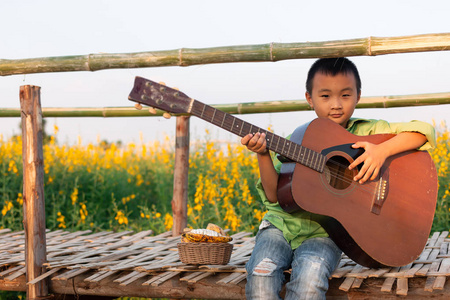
[320,94,329,98]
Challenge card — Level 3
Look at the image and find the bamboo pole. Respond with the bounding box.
[1,33,449,76]
[171,116,190,236]
[0,92,449,118]
[20,85,49,299]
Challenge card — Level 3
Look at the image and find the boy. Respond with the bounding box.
[241,57,436,299]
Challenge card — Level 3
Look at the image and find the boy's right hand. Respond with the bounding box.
[241,132,269,154]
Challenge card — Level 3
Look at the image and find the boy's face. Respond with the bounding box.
[305,72,360,128]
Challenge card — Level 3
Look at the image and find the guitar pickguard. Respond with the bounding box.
[320,144,363,194]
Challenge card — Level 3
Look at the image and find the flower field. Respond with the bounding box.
[1,124,449,235]
[0,127,265,235]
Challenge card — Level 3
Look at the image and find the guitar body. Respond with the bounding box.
[278,118,438,268]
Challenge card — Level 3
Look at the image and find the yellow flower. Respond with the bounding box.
[8,160,18,174]
[79,203,88,223]
[71,188,78,205]
[115,211,128,225]
[1,201,13,216]
[164,213,173,231]
[16,193,23,205]
[57,212,66,228]
[253,209,266,223]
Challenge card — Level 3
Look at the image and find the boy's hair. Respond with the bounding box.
[306,57,361,95]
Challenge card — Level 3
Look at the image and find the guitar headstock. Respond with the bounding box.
[128,77,193,115]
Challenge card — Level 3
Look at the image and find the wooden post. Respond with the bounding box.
[20,85,49,299]
[171,116,190,236]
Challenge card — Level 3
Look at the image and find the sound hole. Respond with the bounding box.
[324,155,353,190]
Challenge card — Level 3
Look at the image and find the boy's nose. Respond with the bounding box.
[331,98,343,109]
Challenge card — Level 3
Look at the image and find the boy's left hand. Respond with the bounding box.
[348,142,388,184]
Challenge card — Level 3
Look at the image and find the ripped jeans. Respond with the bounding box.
[245,222,342,300]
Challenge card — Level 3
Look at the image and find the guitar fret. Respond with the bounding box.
[275,135,280,153]
[216,110,226,128]
[238,121,244,136]
[242,122,252,137]
[231,118,236,134]
[293,144,299,162]
[235,119,242,136]
[306,149,311,168]
[290,144,295,160]
[317,154,322,171]
[200,104,206,118]
[222,114,230,131]
[319,153,326,171]
[220,112,226,128]
[298,147,303,164]
[312,151,318,170]
[309,151,315,169]
[192,102,200,117]
[266,132,272,149]
[211,108,217,124]
[287,140,292,158]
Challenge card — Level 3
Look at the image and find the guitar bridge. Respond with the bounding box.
[371,176,388,215]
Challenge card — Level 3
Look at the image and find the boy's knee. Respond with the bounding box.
[252,257,277,276]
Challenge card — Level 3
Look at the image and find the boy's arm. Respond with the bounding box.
[348,132,427,184]
[241,132,279,203]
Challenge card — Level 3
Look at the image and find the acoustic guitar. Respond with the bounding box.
[128,76,438,268]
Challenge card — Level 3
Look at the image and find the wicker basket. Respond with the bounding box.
[177,242,233,265]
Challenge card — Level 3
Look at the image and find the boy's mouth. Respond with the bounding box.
[330,113,343,118]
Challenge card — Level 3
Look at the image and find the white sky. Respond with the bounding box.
[1,0,449,145]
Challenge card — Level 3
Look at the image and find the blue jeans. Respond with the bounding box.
[245,223,342,300]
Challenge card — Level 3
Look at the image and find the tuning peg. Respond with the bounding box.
[134,103,143,110]
[148,107,157,114]
[163,112,172,119]
[159,81,166,86]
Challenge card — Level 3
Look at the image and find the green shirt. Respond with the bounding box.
[257,118,436,250]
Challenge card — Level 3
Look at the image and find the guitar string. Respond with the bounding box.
[292,157,377,196]
[191,104,377,196]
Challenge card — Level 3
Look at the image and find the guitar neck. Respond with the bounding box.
[190,100,325,172]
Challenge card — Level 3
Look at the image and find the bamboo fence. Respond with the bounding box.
[0,92,449,118]
[1,33,449,299]
[0,33,449,76]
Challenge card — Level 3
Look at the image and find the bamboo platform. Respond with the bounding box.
[0,228,449,299]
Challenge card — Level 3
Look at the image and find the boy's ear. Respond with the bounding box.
[305,92,313,108]
[356,91,361,103]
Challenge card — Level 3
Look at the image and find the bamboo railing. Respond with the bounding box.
[0,33,449,76]
[0,92,449,118]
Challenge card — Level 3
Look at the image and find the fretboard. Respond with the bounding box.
[190,100,325,173]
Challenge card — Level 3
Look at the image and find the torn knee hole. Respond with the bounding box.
[253,258,277,275]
